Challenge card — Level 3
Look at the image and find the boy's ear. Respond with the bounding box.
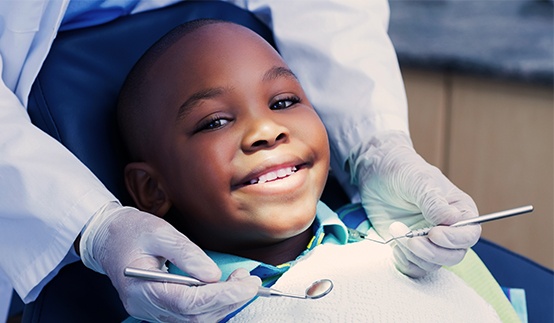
[124,162,171,217]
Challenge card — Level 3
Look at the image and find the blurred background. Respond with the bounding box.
[388,0,553,269]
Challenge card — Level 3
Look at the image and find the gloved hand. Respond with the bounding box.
[80,202,260,322]
[348,131,481,278]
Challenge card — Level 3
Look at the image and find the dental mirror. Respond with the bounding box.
[258,278,334,299]
[124,267,333,300]
[306,279,334,299]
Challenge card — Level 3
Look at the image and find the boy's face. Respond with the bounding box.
[140,23,330,251]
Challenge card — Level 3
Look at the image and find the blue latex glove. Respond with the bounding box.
[349,131,481,277]
[80,202,260,321]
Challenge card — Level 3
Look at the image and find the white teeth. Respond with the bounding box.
[251,166,297,185]
[277,168,287,178]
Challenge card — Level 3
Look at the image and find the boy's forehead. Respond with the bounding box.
[146,22,274,92]
[175,22,264,56]
[143,21,286,116]
[150,21,284,85]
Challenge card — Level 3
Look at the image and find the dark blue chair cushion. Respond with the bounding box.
[473,239,553,323]
[24,2,274,322]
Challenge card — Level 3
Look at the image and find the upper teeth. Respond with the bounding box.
[249,166,297,184]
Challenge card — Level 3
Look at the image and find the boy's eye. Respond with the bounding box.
[270,96,300,110]
[196,116,230,132]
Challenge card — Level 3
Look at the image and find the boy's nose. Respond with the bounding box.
[241,117,289,152]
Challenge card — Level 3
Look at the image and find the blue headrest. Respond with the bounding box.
[28,1,275,205]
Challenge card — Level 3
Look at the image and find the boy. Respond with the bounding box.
[117,19,512,322]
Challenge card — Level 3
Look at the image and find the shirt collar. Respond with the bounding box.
[202,201,349,280]
[315,200,349,245]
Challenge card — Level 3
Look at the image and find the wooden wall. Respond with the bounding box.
[404,68,553,269]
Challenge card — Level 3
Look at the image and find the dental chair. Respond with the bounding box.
[18,1,552,322]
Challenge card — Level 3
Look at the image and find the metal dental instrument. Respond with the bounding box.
[350,205,534,245]
[124,267,333,300]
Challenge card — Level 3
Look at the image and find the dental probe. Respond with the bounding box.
[351,205,534,244]
[407,204,534,237]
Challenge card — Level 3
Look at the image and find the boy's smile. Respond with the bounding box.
[240,165,298,186]
[126,21,330,261]
[232,157,305,188]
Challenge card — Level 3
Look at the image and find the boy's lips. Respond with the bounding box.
[232,159,308,189]
[246,165,298,185]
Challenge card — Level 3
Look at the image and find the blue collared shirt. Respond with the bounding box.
[169,202,369,282]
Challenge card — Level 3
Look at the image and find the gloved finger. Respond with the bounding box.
[389,222,441,273]
[392,238,444,272]
[392,245,429,278]
[427,224,481,249]
[227,268,262,286]
[419,189,478,226]
[390,222,466,268]
[403,237,467,267]
[143,228,222,283]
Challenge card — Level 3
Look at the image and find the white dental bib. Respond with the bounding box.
[230,240,500,322]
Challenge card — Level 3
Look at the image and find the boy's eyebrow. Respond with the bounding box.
[263,66,298,82]
[176,87,228,121]
[176,66,296,121]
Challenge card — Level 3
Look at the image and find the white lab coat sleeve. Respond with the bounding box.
[230,0,409,193]
[0,0,117,303]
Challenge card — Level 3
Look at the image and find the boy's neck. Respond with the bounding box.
[232,226,314,266]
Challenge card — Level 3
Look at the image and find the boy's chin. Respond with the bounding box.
[258,213,316,242]
[232,223,315,265]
